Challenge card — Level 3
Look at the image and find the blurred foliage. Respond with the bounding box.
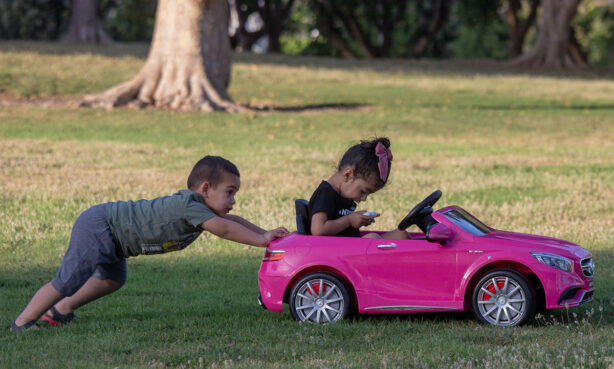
[451,0,510,59]
[102,0,156,42]
[299,0,458,58]
[0,0,68,39]
[573,1,614,68]
[0,0,613,67]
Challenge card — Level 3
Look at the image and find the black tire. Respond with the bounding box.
[289,273,351,324]
[471,269,536,327]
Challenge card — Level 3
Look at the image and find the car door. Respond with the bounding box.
[363,238,458,310]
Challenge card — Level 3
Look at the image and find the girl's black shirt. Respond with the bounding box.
[307,181,361,237]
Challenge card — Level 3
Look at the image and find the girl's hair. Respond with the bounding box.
[337,137,392,187]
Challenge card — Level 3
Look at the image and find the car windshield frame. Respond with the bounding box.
[442,208,492,236]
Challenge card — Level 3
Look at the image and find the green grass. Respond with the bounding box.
[1,42,613,368]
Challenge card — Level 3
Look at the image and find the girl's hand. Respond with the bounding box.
[348,211,375,228]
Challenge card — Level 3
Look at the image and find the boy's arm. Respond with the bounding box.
[223,214,266,234]
[201,217,287,247]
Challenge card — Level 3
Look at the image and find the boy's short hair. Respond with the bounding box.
[187,156,240,190]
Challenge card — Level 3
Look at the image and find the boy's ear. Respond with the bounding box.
[198,181,212,197]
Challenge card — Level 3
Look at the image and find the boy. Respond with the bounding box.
[11,155,288,330]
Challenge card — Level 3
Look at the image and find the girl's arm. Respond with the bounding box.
[202,217,287,247]
[311,211,373,236]
[223,214,266,234]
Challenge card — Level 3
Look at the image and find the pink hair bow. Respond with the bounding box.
[375,142,393,182]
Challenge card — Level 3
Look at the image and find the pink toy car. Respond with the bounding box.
[258,190,595,326]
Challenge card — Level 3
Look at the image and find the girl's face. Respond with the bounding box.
[339,169,380,203]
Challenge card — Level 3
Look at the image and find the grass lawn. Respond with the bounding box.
[1,41,613,369]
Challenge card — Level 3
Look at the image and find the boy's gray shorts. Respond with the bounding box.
[51,203,126,296]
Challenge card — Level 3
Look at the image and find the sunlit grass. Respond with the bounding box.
[0,42,613,368]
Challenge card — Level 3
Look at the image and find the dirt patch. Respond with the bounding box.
[0,93,373,114]
[0,93,80,109]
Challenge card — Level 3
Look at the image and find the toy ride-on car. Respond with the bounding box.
[257,190,595,326]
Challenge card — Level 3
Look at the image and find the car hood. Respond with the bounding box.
[483,230,588,258]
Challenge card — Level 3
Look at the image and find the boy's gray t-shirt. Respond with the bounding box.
[106,189,216,257]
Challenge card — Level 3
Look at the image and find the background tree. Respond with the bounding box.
[64,0,112,43]
[505,0,539,57]
[103,0,157,42]
[232,0,267,51]
[309,0,452,59]
[0,0,67,40]
[510,0,586,68]
[82,0,238,111]
[232,0,296,52]
[409,0,453,57]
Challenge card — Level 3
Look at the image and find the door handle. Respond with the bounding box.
[377,243,397,249]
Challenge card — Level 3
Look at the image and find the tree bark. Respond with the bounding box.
[63,0,112,43]
[505,0,539,58]
[81,0,242,112]
[509,0,583,69]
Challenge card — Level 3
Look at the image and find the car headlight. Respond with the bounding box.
[531,252,573,272]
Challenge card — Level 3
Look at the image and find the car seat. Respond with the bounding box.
[294,199,311,235]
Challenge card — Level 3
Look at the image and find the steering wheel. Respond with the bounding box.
[398,190,442,231]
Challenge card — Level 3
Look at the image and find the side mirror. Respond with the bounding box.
[427,223,452,244]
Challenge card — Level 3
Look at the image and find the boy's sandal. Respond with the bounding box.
[10,320,40,331]
[41,306,76,326]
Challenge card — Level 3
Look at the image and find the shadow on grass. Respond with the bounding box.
[247,102,373,114]
[2,249,611,330]
[424,102,614,111]
[353,310,476,325]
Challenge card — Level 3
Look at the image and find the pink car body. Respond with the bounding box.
[258,205,595,326]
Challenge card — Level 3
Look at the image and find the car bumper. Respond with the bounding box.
[532,263,594,309]
[258,274,287,312]
[258,259,296,313]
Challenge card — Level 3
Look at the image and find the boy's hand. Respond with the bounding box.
[262,227,290,245]
[348,211,375,228]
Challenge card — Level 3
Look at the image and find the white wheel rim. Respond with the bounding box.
[477,276,527,326]
[294,278,345,324]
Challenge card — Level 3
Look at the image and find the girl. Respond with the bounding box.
[307,137,408,239]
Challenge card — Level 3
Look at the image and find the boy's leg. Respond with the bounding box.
[14,282,64,327]
[53,277,123,315]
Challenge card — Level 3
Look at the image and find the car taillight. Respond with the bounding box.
[262,249,285,261]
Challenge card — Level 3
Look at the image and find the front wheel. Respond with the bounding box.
[472,269,536,326]
[289,273,350,324]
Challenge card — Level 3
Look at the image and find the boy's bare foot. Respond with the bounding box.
[10,320,39,331]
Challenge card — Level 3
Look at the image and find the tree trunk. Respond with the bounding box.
[509,0,583,69]
[81,0,242,112]
[260,0,296,53]
[505,0,539,58]
[63,0,112,43]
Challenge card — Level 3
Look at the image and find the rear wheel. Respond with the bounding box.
[472,269,535,326]
[289,273,350,324]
